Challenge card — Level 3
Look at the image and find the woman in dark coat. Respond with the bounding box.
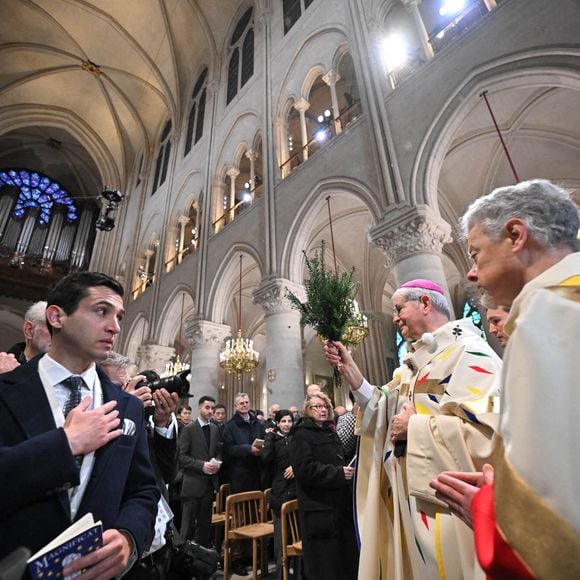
[261,409,297,579]
[290,392,359,580]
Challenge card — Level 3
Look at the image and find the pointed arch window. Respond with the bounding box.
[152,120,172,194]
[283,0,316,34]
[185,68,208,156]
[226,8,254,105]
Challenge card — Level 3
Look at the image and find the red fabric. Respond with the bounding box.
[472,484,535,580]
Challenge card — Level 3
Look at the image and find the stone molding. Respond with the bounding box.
[370,204,452,269]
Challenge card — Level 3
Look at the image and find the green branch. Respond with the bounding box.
[286,241,361,343]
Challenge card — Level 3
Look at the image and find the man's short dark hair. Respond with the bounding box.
[48,271,124,315]
[214,403,226,411]
[177,405,192,414]
[199,395,216,406]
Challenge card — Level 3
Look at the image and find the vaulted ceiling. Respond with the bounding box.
[0,0,241,197]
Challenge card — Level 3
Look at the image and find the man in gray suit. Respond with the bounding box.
[178,395,221,546]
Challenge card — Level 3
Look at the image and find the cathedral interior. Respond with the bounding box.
[1,0,579,411]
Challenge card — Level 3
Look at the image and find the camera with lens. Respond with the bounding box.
[138,369,193,398]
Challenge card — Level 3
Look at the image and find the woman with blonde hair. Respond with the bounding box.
[290,392,359,579]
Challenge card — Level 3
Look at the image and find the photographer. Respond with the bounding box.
[101,354,179,578]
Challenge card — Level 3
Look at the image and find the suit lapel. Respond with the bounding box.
[194,421,208,454]
[0,359,57,438]
[209,423,218,458]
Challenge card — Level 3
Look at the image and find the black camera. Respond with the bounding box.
[138,369,193,398]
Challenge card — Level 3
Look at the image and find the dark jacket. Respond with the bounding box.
[7,342,26,365]
[290,418,359,580]
[178,421,220,498]
[222,412,265,493]
[0,358,160,559]
[261,430,296,515]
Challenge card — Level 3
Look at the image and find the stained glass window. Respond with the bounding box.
[0,169,78,225]
[227,8,253,105]
[463,299,486,339]
[395,330,408,366]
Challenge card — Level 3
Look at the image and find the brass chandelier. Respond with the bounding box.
[219,255,259,378]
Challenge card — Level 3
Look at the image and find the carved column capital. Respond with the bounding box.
[253,277,305,316]
[294,98,310,113]
[177,214,190,226]
[226,167,240,179]
[245,148,259,162]
[322,69,341,87]
[185,316,231,349]
[136,344,175,374]
[369,204,452,269]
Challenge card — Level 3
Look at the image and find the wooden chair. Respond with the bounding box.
[211,483,230,551]
[223,491,274,579]
[280,499,302,580]
[263,487,273,523]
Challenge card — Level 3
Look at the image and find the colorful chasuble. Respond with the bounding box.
[474,253,580,579]
[355,318,502,580]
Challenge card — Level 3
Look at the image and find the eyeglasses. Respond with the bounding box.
[310,404,330,411]
[393,299,420,317]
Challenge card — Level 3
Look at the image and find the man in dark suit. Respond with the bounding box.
[222,392,265,494]
[178,395,221,547]
[0,272,159,578]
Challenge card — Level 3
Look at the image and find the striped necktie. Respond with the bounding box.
[62,375,85,468]
[62,375,85,417]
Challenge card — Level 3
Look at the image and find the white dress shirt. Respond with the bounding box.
[38,354,102,520]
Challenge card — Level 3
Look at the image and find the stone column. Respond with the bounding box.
[226,167,239,222]
[274,116,290,178]
[322,70,342,134]
[294,98,310,161]
[369,204,454,309]
[483,0,497,11]
[401,0,435,61]
[177,215,190,264]
[136,344,175,376]
[185,317,231,402]
[212,178,226,233]
[245,149,259,198]
[253,277,305,410]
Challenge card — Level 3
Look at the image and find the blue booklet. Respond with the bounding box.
[27,513,103,579]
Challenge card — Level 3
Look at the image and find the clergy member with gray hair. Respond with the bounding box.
[325,279,502,580]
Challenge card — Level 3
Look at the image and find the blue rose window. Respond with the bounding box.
[0,169,78,225]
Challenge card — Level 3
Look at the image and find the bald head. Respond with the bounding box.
[306,384,322,397]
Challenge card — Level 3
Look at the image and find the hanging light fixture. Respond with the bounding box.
[219,255,259,379]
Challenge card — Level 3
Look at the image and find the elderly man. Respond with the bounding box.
[0,301,51,373]
[264,402,281,431]
[325,279,502,579]
[430,179,580,578]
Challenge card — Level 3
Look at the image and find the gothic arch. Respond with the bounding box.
[413,49,580,210]
[157,286,195,346]
[282,177,382,282]
[206,243,264,326]
[124,315,149,363]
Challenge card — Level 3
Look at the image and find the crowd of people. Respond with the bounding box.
[0,178,578,579]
